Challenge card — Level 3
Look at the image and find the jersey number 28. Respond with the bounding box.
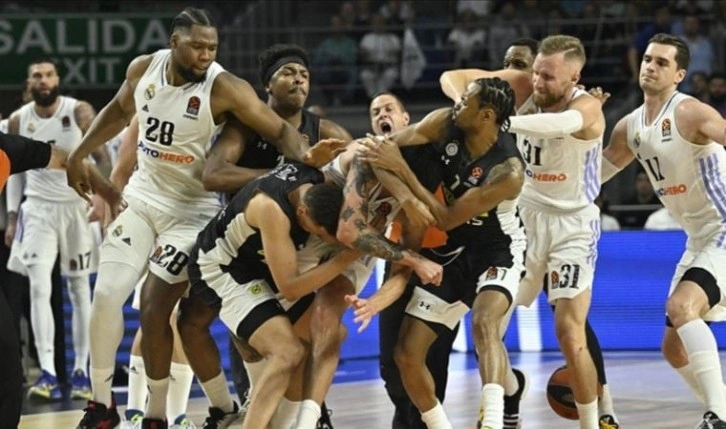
[146,117,175,146]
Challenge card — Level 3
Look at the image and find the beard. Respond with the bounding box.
[533,91,561,108]
[31,85,59,107]
[176,63,207,83]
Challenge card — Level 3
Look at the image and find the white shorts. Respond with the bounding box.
[8,198,97,277]
[669,245,726,322]
[517,204,601,306]
[297,235,376,294]
[101,196,212,284]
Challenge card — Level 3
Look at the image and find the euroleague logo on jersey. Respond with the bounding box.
[186,96,201,115]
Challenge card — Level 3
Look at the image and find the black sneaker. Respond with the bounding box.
[697,411,726,429]
[599,414,620,429]
[317,402,334,429]
[142,418,168,429]
[202,402,240,429]
[503,368,529,429]
[76,399,121,429]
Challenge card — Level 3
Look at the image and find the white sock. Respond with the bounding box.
[675,363,705,404]
[127,355,147,412]
[503,367,519,396]
[167,362,194,421]
[27,264,56,376]
[480,384,504,429]
[243,359,266,391]
[90,366,115,406]
[420,401,453,429]
[296,399,322,429]
[67,275,91,372]
[145,376,170,419]
[270,397,301,429]
[575,399,599,429]
[598,384,618,421]
[200,372,235,413]
[678,319,726,416]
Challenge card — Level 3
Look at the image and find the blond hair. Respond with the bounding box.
[539,35,586,67]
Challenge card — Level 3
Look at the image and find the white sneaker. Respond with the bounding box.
[170,414,197,429]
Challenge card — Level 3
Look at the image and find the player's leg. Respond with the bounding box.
[122,328,147,428]
[61,205,98,401]
[298,275,354,429]
[167,307,195,427]
[78,202,154,428]
[20,202,61,399]
[394,314,450,429]
[666,250,726,425]
[471,264,522,429]
[141,216,201,424]
[177,292,237,427]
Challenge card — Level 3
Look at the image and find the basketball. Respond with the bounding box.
[546,365,603,420]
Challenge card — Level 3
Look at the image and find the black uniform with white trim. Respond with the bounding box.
[187,162,325,339]
[405,123,527,331]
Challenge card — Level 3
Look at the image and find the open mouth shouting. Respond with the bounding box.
[379,120,392,135]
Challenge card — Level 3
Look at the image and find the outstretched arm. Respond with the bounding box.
[440,68,533,109]
[388,108,451,147]
[508,95,603,139]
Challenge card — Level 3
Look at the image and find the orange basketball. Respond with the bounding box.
[546,365,603,420]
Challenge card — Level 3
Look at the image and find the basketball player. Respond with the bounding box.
[601,33,726,428]
[4,57,112,401]
[440,38,620,428]
[351,77,525,429]
[101,116,195,429]
[184,162,360,429]
[199,43,353,428]
[67,8,339,429]
[357,92,459,429]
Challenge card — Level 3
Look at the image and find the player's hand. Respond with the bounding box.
[93,185,127,223]
[357,134,406,174]
[345,294,378,333]
[588,86,610,105]
[87,193,107,223]
[412,257,443,286]
[303,138,347,168]
[400,198,435,228]
[66,151,92,202]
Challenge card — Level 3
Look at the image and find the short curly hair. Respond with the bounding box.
[258,44,311,86]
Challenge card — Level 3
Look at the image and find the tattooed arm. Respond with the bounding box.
[337,152,444,285]
[399,156,524,231]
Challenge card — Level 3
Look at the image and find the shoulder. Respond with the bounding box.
[126,54,156,81]
[675,97,720,131]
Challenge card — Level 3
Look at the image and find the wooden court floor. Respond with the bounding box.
[19,351,718,428]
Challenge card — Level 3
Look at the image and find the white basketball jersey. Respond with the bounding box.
[18,96,83,203]
[627,92,726,248]
[106,127,126,167]
[126,49,224,217]
[517,88,603,213]
[0,118,7,133]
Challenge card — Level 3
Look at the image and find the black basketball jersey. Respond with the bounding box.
[191,162,325,288]
[236,109,321,169]
[432,122,525,249]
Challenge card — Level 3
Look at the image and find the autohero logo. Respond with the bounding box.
[138,140,195,164]
[655,183,687,197]
[525,168,567,182]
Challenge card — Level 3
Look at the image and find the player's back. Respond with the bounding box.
[17,97,83,203]
[517,88,603,213]
[627,92,726,247]
[193,163,326,287]
[127,49,224,217]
